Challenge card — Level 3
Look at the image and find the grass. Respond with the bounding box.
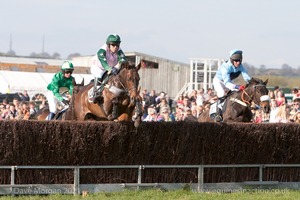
[0,189,298,200]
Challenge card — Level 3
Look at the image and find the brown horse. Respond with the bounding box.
[65,61,142,126]
[198,77,270,123]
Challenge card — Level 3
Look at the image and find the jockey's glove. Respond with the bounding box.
[235,85,246,91]
[111,66,119,75]
[62,99,70,105]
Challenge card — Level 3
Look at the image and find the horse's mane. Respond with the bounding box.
[245,77,265,88]
[119,61,141,71]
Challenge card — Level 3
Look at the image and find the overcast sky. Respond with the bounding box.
[1,0,300,68]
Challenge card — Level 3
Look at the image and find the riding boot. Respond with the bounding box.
[88,77,101,103]
[215,100,223,122]
[47,112,55,120]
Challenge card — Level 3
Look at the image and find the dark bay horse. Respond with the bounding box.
[66,61,142,126]
[198,77,270,123]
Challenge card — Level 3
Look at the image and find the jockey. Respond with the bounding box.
[46,60,74,120]
[88,34,127,103]
[211,49,252,121]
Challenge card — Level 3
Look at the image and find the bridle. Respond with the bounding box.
[111,68,138,97]
[231,84,267,107]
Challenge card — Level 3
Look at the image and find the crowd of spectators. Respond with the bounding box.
[140,88,216,122]
[253,86,300,123]
[0,90,47,120]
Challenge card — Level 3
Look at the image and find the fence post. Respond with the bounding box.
[259,165,263,182]
[10,166,16,196]
[73,167,80,195]
[197,165,204,192]
[137,165,143,190]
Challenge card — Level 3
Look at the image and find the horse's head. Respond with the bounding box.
[244,77,270,113]
[117,61,141,106]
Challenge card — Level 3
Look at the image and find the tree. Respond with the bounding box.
[67,53,81,60]
[259,65,267,74]
[280,64,294,76]
[52,52,61,59]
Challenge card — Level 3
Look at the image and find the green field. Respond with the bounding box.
[0,189,298,200]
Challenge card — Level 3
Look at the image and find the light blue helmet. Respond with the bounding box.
[230,49,243,60]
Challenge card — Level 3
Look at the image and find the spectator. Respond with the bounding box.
[148,90,158,107]
[289,98,300,122]
[155,91,166,105]
[175,104,185,121]
[273,86,280,99]
[29,101,38,116]
[184,108,198,122]
[18,90,30,101]
[292,88,300,100]
[5,104,18,120]
[143,107,163,122]
[275,104,289,123]
[160,107,175,122]
[156,97,171,115]
[269,99,279,123]
[177,94,185,105]
[196,89,205,106]
[276,90,286,107]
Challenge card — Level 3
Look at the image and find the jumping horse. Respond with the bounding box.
[65,61,143,127]
[198,77,270,123]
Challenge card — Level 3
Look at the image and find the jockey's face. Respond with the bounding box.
[232,59,242,68]
[109,43,120,53]
[63,70,72,78]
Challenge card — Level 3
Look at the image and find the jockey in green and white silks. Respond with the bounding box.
[46,60,74,120]
[89,34,127,103]
[213,49,252,98]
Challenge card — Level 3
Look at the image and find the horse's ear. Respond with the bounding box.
[80,78,84,86]
[264,79,268,85]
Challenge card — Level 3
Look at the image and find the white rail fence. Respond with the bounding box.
[0,164,299,195]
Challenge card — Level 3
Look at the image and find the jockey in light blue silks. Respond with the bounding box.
[46,61,74,120]
[88,34,127,103]
[211,49,252,121]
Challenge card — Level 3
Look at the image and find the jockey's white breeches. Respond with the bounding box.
[47,91,62,113]
[213,76,227,98]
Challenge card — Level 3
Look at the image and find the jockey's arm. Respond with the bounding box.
[97,49,111,71]
[53,87,64,101]
[221,67,236,90]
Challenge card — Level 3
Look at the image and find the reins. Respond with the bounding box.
[110,68,138,96]
[231,84,266,107]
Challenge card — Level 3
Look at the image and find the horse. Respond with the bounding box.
[198,77,270,123]
[65,61,143,127]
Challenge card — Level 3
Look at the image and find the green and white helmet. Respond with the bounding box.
[61,60,74,72]
[106,34,121,44]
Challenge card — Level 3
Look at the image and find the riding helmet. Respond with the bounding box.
[106,34,121,44]
[230,49,243,60]
[61,60,74,73]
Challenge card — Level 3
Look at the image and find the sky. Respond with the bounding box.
[1,0,300,69]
